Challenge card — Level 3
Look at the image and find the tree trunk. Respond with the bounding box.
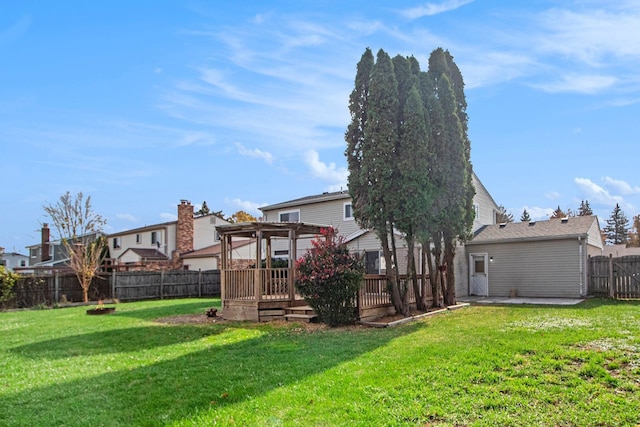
[430,236,444,308]
[389,226,410,316]
[443,239,457,306]
[408,235,427,311]
[380,232,403,315]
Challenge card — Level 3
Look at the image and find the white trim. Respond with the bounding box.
[343,202,354,221]
[278,209,300,223]
[469,252,489,296]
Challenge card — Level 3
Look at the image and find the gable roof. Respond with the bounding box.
[259,171,493,213]
[259,191,350,212]
[117,248,168,261]
[468,215,600,245]
[182,239,254,259]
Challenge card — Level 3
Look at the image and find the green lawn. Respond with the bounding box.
[1,298,639,426]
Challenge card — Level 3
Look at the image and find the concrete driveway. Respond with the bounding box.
[459,296,585,306]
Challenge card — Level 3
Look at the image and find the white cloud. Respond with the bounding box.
[303,150,348,187]
[521,206,554,220]
[401,0,474,19]
[235,143,274,164]
[160,213,177,221]
[532,73,617,94]
[544,191,561,200]
[226,198,267,215]
[574,177,624,206]
[115,213,137,223]
[536,5,640,67]
[602,176,640,195]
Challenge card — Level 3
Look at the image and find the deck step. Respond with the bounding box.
[284,305,318,322]
[284,313,318,322]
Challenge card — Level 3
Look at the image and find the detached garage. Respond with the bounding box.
[466,216,603,298]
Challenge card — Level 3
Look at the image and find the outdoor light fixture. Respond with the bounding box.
[489,257,494,262]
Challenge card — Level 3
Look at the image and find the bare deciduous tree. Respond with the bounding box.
[44,192,107,302]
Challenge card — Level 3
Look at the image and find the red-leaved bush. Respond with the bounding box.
[295,227,364,326]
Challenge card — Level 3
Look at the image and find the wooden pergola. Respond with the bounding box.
[216,222,328,321]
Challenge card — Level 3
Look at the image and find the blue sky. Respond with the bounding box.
[2,0,640,252]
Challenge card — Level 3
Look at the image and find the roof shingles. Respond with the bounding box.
[469,216,599,244]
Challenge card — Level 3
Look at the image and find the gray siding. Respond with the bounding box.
[468,239,586,298]
[472,173,499,232]
[586,219,604,251]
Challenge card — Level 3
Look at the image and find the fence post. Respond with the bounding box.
[608,254,615,299]
[198,269,202,298]
[160,271,164,300]
[54,271,60,303]
[111,269,117,301]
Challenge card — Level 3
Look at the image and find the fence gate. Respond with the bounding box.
[589,255,640,300]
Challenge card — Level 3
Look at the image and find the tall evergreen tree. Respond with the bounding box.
[195,201,210,217]
[520,209,531,222]
[496,205,514,223]
[424,51,474,307]
[604,203,630,245]
[346,49,407,314]
[577,200,593,216]
[346,47,474,313]
[395,80,434,311]
[550,205,567,219]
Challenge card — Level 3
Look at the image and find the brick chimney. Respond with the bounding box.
[41,223,51,262]
[176,200,194,254]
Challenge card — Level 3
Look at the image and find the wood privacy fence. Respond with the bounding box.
[11,270,221,308]
[589,255,640,300]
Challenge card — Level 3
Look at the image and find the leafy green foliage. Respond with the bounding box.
[520,209,531,222]
[0,266,19,308]
[346,47,474,311]
[295,228,364,326]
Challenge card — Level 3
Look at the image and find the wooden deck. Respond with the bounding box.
[222,271,431,322]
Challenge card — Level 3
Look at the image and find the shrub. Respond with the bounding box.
[0,266,19,309]
[295,227,364,327]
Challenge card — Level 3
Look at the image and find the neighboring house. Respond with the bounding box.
[107,200,231,271]
[0,251,29,271]
[26,223,104,269]
[259,171,501,297]
[466,215,603,298]
[601,244,640,258]
[181,239,255,271]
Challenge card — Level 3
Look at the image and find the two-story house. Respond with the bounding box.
[107,200,254,271]
[26,224,105,269]
[0,248,29,271]
[259,171,500,297]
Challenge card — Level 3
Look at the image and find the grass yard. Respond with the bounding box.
[1,298,639,426]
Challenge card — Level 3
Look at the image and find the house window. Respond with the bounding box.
[474,259,485,274]
[0,260,5,267]
[279,210,300,222]
[151,231,160,245]
[365,251,386,274]
[20,260,26,267]
[113,238,121,249]
[136,234,141,244]
[274,250,289,256]
[473,204,479,220]
[344,203,354,221]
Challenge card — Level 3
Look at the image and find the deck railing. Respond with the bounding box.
[224,269,431,309]
[224,268,293,301]
[359,274,430,309]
